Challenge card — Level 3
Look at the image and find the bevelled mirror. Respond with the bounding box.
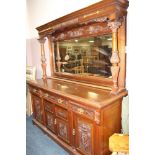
[54,34,112,78]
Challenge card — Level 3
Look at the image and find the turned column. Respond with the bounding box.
[38,38,47,79]
[56,42,61,72]
[47,35,55,76]
[108,21,121,94]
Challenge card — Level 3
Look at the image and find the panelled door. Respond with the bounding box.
[55,105,71,144]
[32,94,44,124]
[73,114,95,155]
[44,99,56,133]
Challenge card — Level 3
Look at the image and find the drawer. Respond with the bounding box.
[43,92,57,102]
[30,86,42,96]
[43,92,68,108]
[55,106,68,120]
[56,97,68,107]
[70,101,95,121]
[44,100,54,113]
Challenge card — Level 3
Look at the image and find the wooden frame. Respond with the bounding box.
[36,0,129,94]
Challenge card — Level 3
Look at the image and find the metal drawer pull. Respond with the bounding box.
[33,89,37,92]
[58,98,63,104]
[44,93,49,97]
[77,108,84,114]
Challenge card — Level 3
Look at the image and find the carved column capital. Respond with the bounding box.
[108,21,121,33]
[94,17,108,22]
[38,38,46,44]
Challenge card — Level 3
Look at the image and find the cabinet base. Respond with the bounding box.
[32,118,81,155]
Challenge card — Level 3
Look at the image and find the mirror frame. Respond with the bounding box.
[51,31,113,88]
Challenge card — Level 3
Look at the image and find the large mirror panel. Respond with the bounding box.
[54,34,112,78]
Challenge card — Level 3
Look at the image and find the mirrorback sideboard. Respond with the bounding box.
[27,1,129,154]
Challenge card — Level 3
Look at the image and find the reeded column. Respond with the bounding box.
[38,38,47,79]
[108,21,121,94]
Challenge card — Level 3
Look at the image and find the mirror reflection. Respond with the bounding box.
[55,34,112,78]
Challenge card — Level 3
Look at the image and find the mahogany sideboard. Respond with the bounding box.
[27,78,127,155]
[27,0,129,155]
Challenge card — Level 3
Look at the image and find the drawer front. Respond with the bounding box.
[30,86,42,96]
[44,92,57,102]
[70,102,94,120]
[43,92,68,108]
[55,106,68,120]
[44,100,54,113]
[70,102,101,124]
[56,97,68,108]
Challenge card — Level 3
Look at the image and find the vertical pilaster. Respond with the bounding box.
[108,21,121,94]
[38,38,47,79]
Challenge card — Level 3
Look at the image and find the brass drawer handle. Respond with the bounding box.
[33,89,36,92]
[58,98,63,104]
[44,93,49,97]
[77,108,84,114]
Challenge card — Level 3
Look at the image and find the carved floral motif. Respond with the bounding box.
[71,104,94,120]
[108,21,121,33]
[67,28,84,37]
[38,38,46,44]
[58,122,68,141]
[93,17,108,22]
[94,111,100,124]
[34,98,42,122]
[46,113,54,130]
[78,120,92,154]
[54,24,110,41]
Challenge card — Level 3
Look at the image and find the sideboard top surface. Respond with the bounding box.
[27,78,127,109]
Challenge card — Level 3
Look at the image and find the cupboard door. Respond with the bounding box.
[74,115,94,155]
[56,118,70,144]
[45,111,56,133]
[32,95,43,124]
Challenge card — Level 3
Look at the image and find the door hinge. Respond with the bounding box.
[54,119,57,125]
[72,129,75,136]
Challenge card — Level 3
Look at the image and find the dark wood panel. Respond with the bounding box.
[45,111,56,133]
[56,118,71,144]
[74,114,95,155]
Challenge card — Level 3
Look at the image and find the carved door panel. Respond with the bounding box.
[32,95,43,124]
[56,118,70,144]
[45,111,56,133]
[74,114,94,155]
